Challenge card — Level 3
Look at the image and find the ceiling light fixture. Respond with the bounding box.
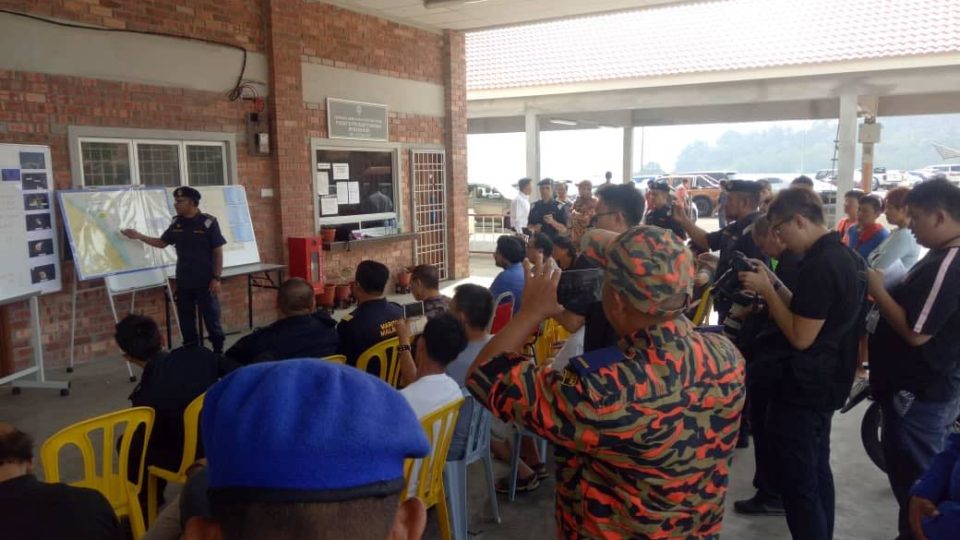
[549,118,578,126]
[424,0,489,8]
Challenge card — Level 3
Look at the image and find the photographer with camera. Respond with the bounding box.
[738,188,867,540]
[674,180,766,323]
[732,216,803,516]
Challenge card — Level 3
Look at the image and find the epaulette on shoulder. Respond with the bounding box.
[568,346,623,376]
[202,213,217,228]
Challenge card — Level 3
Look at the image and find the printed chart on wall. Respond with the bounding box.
[59,188,175,280]
[172,186,260,267]
[0,144,61,295]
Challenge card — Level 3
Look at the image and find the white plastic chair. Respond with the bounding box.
[443,395,501,540]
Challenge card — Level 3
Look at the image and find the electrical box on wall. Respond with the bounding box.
[247,111,271,156]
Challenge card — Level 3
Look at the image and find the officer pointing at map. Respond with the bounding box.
[122,187,227,353]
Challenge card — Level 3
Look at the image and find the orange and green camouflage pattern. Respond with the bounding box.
[467,316,746,539]
[580,226,695,316]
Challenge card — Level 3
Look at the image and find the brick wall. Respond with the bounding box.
[0,69,279,370]
[0,0,469,374]
[0,0,265,50]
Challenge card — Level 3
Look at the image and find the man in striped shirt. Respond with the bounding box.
[868,178,960,540]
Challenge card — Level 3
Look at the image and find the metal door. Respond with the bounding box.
[411,150,447,279]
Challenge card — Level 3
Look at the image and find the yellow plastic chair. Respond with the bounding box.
[356,337,402,388]
[533,318,571,366]
[690,286,714,326]
[41,407,154,540]
[322,354,347,364]
[146,393,204,525]
[403,398,464,540]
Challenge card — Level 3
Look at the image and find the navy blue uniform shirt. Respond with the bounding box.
[0,474,120,540]
[528,199,567,239]
[644,205,687,240]
[161,212,227,289]
[706,211,765,313]
[336,298,403,363]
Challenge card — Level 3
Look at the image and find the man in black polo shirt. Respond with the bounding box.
[528,178,568,239]
[644,179,686,239]
[675,179,766,322]
[225,277,338,365]
[123,186,228,353]
[739,187,866,540]
[336,260,403,364]
[868,179,960,539]
[115,314,235,508]
[0,424,120,540]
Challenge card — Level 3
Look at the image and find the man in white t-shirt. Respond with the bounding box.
[399,313,468,496]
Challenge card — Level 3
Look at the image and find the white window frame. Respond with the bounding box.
[69,126,238,189]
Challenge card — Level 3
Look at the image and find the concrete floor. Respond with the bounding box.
[0,252,900,538]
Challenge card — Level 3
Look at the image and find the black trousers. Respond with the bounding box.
[769,400,835,540]
[750,384,780,501]
[175,287,224,352]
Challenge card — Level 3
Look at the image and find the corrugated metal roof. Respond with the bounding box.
[466,0,960,91]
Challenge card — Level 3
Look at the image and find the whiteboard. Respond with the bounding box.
[0,183,34,302]
[167,185,260,268]
[59,188,176,281]
[0,143,61,295]
[105,267,168,294]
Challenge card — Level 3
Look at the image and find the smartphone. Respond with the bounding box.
[403,301,425,320]
[557,268,604,312]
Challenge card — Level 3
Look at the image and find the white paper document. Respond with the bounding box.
[336,182,349,204]
[320,195,339,216]
[883,259,908,289]
[318,162,331,171]
[316,172,329,195]
[333,163,350,180]
[348,181,360,204]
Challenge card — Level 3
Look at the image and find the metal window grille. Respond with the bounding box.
[136,143,181,187]
[411,150,447,280]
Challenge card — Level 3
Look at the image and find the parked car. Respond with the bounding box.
[468,183,511,215]
[659,174,721,217]
[918,164,960,183]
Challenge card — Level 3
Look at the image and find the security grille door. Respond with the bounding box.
[411,150,447,280]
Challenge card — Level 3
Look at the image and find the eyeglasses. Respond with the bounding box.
[771,216,793,236]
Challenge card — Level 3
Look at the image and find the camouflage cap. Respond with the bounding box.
[579,226,694,316]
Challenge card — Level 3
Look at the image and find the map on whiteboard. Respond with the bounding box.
[59,189,176,280]
[171,186,260,267]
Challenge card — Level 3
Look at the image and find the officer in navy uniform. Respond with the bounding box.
[122,186,227,353]
[528,178,569,240]
[644,180,687,240]
[336,260,404,364]
[674,179,766,322]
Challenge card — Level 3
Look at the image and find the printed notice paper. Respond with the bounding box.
[348,182,360,204]
[316,172,329,195]
[336,182,349,204]
[320,195,339,216]
[333,163,350,180]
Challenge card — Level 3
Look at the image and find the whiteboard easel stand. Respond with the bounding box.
[67,271,182,382]
[0,291,71,396]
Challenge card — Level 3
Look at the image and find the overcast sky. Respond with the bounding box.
[468,119,819,196]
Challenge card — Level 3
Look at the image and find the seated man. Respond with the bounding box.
[526,232,554,264]
[337,260,403,364]
[909,433,960,540]
[183,360,430,540]
[445,284,495,460]
[0,423,120,540]
[115,314,235,507]
[409,264,450,319]
[489,235,526,314]
[225,277,338,365]
[398,313,468,419]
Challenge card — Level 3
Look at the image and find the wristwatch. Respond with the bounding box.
[397,343,411,353]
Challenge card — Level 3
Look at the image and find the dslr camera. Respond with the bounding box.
[712,251,760,306]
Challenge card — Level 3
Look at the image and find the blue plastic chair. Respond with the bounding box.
[443,395,501,540]
[508,429,548,501]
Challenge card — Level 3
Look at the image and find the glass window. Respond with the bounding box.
[186,144,226,186]
[81,141,131,186]
[136,143,181,187]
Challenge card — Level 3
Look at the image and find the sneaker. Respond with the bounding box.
[733,495,786,516]
[495,474,540,494]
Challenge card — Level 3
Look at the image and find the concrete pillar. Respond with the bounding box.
[835,93,858,227]
[622,127,634,184]
[443,30,469,279]
[524,109,540,200]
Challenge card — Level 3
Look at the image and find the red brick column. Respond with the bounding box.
[266,0,314,247]
[444,30,470,279]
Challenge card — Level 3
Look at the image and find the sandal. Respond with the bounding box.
[495,474,540,494]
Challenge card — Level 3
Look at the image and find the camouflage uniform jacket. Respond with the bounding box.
[467,317,745,539]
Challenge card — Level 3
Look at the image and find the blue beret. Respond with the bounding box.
[201,359,429,504]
